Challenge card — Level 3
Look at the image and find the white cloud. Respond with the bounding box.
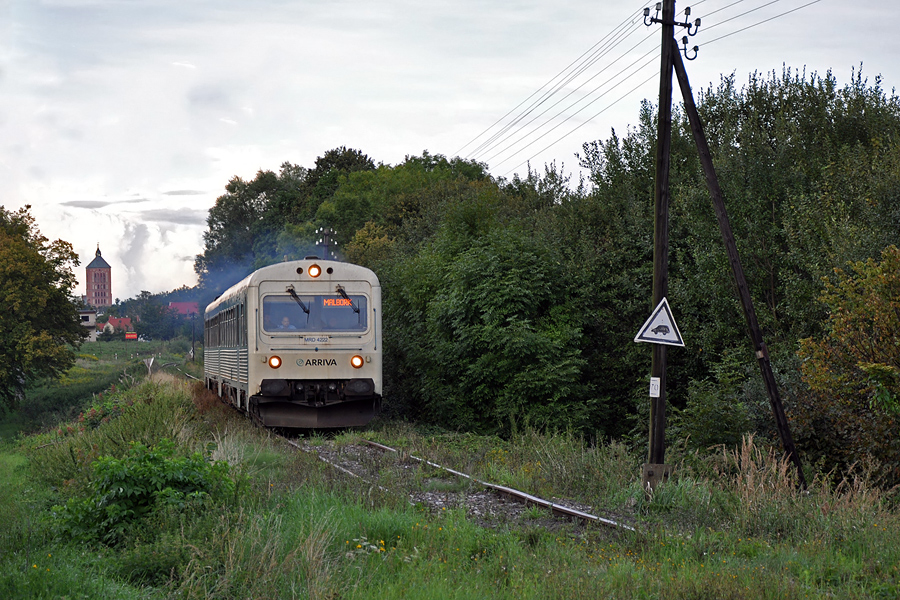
[1,0,896,300]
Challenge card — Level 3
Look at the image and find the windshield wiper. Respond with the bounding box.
[286,286,310,314]
[336,285,360,314]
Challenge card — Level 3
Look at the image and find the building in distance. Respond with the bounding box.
[169,302,200,316]
[84,245,112,310]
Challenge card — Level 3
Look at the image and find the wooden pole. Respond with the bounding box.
[644,0,677,489]
[672,41,807,488]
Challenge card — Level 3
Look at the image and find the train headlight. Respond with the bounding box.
[268,355,283,369]
[308,264,322,278]
[350,355,364,369]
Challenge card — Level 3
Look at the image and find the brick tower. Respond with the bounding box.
[85,245,112,309]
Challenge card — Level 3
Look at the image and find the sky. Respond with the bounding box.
[1,0,896,301]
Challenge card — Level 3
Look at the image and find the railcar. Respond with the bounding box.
[204,258,382,428]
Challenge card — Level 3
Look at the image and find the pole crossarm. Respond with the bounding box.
[644,3,701,35]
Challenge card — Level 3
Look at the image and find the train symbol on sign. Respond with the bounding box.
[651,325,670,335]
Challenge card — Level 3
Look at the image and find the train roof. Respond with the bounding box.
[205,259,379,315]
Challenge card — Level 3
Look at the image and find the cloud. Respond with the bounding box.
[60,198,148,208]
[187,85,234,110]
[61,200,116,209]
[138,208,208,226]
[3,0,896,304]
[119,221,150,266]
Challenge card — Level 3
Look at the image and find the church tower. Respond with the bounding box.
[85,245,112,309]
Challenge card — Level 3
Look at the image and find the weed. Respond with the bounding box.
[51,438,236,545]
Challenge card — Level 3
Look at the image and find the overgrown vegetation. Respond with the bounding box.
[187,68,900,486]
[2,371,898,599]
[3,65,899,596]
[1,340,200,441]
[52,438,237,545]
[794,244,900,486]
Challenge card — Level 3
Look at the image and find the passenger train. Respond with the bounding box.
[204,258,382,428]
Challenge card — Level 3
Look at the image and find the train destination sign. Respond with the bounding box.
[323,298,354,307]
[634,297,684,347]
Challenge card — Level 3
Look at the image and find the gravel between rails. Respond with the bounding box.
[288,437,635,532]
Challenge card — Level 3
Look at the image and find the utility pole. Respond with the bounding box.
[639,1,806,488]
[643,0,677,492]
[316,227,338,259]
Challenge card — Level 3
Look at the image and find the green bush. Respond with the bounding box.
[72,388,134,431]
[386,230,594,435]
[17,365,137,433]
[28,377,197,489]
[52,439,235,545]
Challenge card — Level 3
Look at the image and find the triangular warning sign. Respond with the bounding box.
[634,297,684,347]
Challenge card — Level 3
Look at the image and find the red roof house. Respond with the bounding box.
[105,316,134,332]
[169,302,200,316]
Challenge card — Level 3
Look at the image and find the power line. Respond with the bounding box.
[702,0,754,20]
[466,17,650,161]
[454,5,649,158]
[471,0,824,176]
[472,30,658,163]
[702,0,823,45]
[703,0,790,32]
[467,18,648,160]
[501,69,659,177]
[487,49,659,168]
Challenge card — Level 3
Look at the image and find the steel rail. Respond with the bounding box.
[284,438,391,493]
[363,439,634,531]
[245,416,634,532]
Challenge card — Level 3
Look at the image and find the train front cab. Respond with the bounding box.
[248,268,381,428]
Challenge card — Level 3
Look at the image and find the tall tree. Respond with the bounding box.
[0,205,86,410]
[794,245,900,485]
[578,68,900,403]
[194,149,377,299]
[132,291,183,341]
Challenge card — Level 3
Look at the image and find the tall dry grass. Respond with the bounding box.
[706,435,893,543]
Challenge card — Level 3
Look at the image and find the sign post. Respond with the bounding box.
[635,297,684,491]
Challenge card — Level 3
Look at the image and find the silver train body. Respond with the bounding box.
[204,259,382,428]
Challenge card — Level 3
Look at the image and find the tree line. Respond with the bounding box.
[192,67,899,483]
[4,67,898,484]
[196,69,900,476]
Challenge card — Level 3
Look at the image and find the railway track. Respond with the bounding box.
[192,376,634,532]
[284,435,634,532]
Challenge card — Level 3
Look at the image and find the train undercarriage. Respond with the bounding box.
[207,377,381,429]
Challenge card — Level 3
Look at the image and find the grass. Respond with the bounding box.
[2,339,202,441]
[1,363,899,598]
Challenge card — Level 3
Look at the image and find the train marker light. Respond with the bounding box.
[268,355,283,369]
[308,264,322,278]
[350,355,364,369]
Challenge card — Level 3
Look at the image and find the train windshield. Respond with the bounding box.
[262,294,368,333]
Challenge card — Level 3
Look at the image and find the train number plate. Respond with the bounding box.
[304,336,330,344]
